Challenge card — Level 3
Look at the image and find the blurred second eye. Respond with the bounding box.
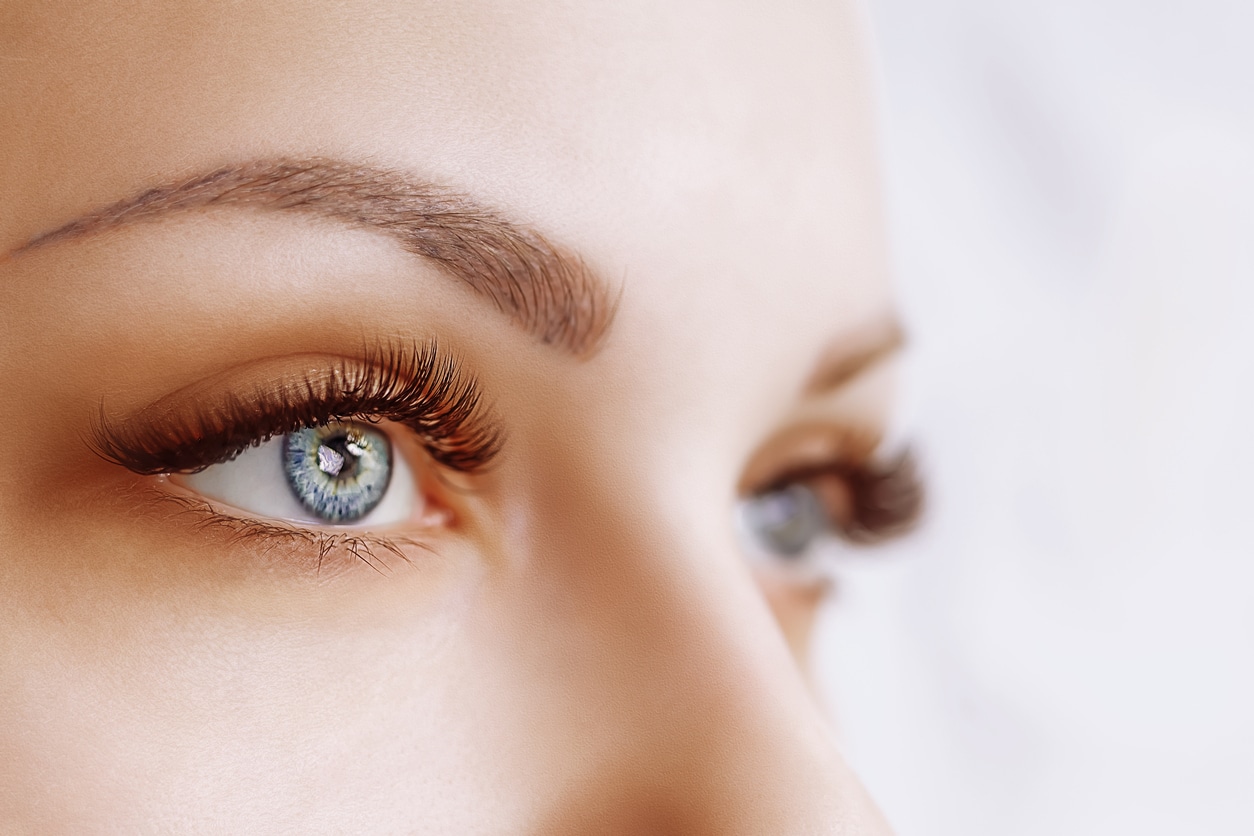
[176,421,418,527]
[740,483,828,558]
[736,480,841,583]
[735,461,871,584]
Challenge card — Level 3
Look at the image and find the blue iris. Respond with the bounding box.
[741,483,827,557]
[282,422,392,522]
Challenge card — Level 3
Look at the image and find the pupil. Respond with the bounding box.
[317,433,362,480]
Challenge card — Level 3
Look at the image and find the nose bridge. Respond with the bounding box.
[526,498,885,835]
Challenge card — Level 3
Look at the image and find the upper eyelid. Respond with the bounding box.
[737,421,882,497]
[89,340,503,477]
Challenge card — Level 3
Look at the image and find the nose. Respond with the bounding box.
[505,479,892,835]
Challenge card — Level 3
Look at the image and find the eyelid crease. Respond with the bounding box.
[89,339,503,478]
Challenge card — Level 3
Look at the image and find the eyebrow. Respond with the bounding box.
[805,317,905,396]
[8,158,615,357]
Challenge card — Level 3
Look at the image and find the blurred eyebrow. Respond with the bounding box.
[806,317,905,396]
[9,158,615,357]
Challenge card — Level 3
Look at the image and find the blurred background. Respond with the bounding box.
[814,2,1254,833]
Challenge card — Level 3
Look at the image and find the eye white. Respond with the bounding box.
[177,433,418,528]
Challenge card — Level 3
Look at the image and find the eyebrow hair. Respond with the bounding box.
[805,316,905,396]
[8,158,615,357]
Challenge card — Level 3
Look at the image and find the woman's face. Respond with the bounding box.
[0,1,907,831]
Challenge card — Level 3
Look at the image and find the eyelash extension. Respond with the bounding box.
[90,339,503,477]
[839,448,924,544]
[764,448,924,545]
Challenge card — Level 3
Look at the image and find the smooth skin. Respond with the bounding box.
[0,1,899,832]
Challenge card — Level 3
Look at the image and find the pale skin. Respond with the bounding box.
[0,1,903,832]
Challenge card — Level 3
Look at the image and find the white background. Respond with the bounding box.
[815,2,1254,833]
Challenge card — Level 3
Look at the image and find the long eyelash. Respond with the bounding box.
[840,448,924,544]
[763,447,925,545]
[90,340,503,476]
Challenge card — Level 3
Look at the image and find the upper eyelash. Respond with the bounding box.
[90,340,503,477]
[761,448,924,544]
[839,448,924,543]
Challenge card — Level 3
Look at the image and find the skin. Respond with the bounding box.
[0,1,900,832]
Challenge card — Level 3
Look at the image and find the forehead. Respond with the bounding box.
[1,0,889,390]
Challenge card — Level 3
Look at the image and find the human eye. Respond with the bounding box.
[90,340,501,572]
[174,420,415,527]
[737,446,923,585]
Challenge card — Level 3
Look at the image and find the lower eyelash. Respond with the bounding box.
[146,488,430,576]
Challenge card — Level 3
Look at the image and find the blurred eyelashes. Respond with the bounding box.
[740,450,923,572]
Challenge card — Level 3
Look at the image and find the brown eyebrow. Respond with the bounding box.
[805,316,905,396]
[8,158,616,357]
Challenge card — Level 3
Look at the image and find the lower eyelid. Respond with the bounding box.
[136,484,436,577]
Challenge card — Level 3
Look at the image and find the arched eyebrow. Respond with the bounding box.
[805,316,905,396]
[8,158,616,357]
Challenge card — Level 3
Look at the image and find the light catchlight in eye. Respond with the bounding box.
[172,420,419,529]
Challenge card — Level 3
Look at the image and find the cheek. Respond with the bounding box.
[0,557,508,830]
